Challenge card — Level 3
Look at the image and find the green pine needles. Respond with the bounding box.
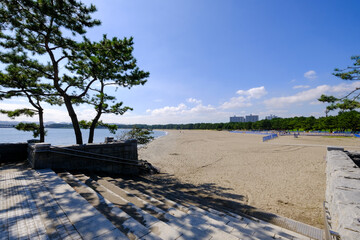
[0,0,149,144]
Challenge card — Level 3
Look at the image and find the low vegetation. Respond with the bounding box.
[117,126,154,145]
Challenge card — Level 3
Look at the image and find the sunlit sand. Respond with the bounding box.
[139,130,360,228]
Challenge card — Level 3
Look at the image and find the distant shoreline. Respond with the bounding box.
[0,128,167,145]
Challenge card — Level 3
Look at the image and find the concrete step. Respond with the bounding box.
[89,174,303,240]
[25,169,83,240]
[57,171,162,240]
[35,169,127,240]
[86,174,249,240]
[103,177,256,240]
[72,173,184,240]
[128,176,322,240]
[1,164,316,240]
[107,176,310,240]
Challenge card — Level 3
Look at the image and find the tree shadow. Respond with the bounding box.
[101,171,282,228]
[0,162,85,239]
[84,170,310,239]
[0,162,46,239]
[1,161,320,239]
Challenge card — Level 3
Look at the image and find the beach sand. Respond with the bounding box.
[139,130,360,228]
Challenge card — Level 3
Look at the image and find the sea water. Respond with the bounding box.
[0,128,167,146]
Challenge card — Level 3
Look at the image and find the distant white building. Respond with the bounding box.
[265,114,279,120]
[245,114,259,122]
[230,114,259,123]
[230,116,245,123]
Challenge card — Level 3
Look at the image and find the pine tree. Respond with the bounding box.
[0,59,59,142]
[0,0,148,144]
[319,56,360,112]
[70,35,149,143]
[0,0,101,144]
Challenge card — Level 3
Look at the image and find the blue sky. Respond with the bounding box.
[1,0,360,124]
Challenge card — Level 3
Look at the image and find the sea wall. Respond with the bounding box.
[326,147,360,239]
[28,140,140,175]
[0,143,28,163]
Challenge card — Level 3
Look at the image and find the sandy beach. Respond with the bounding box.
[139,130,360,228]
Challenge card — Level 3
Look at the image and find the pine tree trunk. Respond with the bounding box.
[38,108,45,142]
[63,96,83,144]
[45,38,83,145]
[88,82,104,144]
[88,121,96,144]
[88,113,101,144]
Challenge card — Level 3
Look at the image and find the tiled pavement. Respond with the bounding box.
[0,163,322,239]
[1,165,48,240]
[0,164,125,240]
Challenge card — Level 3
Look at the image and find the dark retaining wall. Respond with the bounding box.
[0,143,28,163]
[28,140,140,175]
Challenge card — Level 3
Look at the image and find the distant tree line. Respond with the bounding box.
[43,110,360,133]
[148,111,360,133]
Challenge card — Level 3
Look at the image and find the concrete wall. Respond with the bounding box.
[0,143,28,163]
[28,140,140,175]
[326,147,360,240]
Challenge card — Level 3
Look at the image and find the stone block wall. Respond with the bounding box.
[0,143,28,163]
[28,140,140,175]
[326,148,360,239]
[55,139,138,160]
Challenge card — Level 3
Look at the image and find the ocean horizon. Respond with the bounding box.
[0,128,167,146]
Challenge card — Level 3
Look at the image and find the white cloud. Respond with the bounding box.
[147,103,187,116]
[6,82,360,125]
[0,103,36,121]
[76,108,97,121]
[142,102,224,124]
[0,102,71,122]
[293,85,310,89]
[236,86,267,99]
[220,86,267,109]
[186,98,202,105]
[264,86,326,108]
[0,97,226,124]
[0,103,32,111]
[189,104,216,113]
[304,70,317,80]
[259,109,288,116]
[265,82,360,109]
[146,103,216,116]
[220,96,252,109]
[310,101,323,105]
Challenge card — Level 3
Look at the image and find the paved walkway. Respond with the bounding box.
[0,163,126,240]
[0,164,49,240]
